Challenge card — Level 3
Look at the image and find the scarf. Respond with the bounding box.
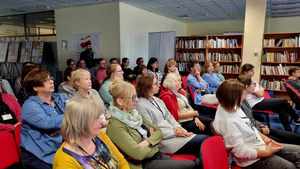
[109,105,148,139]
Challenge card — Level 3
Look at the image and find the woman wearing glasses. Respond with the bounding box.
[107,80,197,169]
[99,64,124,106]
[53,97,130,169]
[21,68,67,169]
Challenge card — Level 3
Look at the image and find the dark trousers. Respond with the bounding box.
[253,98,299,131]
[180,116,213,136]
[143,154,198,169]
[269,128,300,145]
[21,148,52,169]
[245,144,300,169]
[176,134,208,161]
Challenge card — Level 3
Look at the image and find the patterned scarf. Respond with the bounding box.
[109,105,148,139]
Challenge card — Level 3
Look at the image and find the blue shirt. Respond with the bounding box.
[187,74,209,105]
[202,73,222,93]
[215,73,225,82]
[21,93,67,164]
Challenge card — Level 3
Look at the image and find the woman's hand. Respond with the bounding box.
[194,117,205,131]
[138,140,150,148]
[175,127,193,137]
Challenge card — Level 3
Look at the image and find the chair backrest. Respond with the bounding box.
[181,75,188,90]
[0,125,20,168]
[284,82,300,106]
[188,85,195,102]
[201,136,229,169]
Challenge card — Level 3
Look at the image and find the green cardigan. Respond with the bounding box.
[106,117,162,169]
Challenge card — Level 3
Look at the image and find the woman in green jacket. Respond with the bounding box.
[106,80,197,169]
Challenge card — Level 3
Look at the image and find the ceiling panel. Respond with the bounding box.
[0,0,299,22]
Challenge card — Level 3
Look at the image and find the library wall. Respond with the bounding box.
[119,2,186,67]
[55,2,120,70]
[265,16,300,33]
[186,19,244,36]
[0,25,24,36]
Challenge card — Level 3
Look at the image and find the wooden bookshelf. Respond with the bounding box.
[260,32,300,93]
[175,34,243,78]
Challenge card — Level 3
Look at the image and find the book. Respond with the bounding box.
[208,52,241,62]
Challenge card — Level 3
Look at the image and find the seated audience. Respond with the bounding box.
[137,64,148,77]
[147,57,163,84]
[287,67,300,92]
[212,61,225,82]
[187,62,209,105]
[160,73,212,135]
[70,68,108,117]
[53,97,129,169]
[21,68,67,169]
[99,64,124,106]
[239,64,300,131]
[121,57,135,82]
[58,67,76,98]
[106,80,197,169]
[64,59,76,75]
[213,79,300,169]
[133,57,144,75]
[96,58,107,85]
[162,58,180,84]
[136,74,208,164]
[202,62,221,93]
[77,59,87,69]
[15,63,40,104]
[109,57,119,64]
[240,93,300,145]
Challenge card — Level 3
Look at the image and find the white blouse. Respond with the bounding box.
[213,105,266,167]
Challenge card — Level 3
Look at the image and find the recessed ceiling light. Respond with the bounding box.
[178,14,190,19]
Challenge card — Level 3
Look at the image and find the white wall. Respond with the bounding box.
[119,2,186,67]
[55,3,120,70]
[187,19,244,36]
[265,16,300,33]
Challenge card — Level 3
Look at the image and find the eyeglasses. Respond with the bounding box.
[123,95,137,101]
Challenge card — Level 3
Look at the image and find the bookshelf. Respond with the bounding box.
[175,35,243,77]
[260,32,300,93]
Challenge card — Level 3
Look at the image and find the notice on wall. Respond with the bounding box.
[70,32,101,60]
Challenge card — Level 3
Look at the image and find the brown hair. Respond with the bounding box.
[237,74,252,87]
[136,73,155,98]
[204,62,213,72]
[23,67,51,96]
[212,61,220,68]
[288,67,300,76]
[240,64,254,74]
[164,58,177,74]
[216,79,245,111]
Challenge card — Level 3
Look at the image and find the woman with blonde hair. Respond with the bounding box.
[53,97,129,169]
[70,69,107,116]
[106,80,197,169]
[99,64,124,106]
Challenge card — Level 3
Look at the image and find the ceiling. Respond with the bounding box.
[0,0,299,25]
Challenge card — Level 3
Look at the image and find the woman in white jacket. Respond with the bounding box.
[213,79,300,169]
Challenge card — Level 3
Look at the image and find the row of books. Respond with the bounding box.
[261,64,292,76]
[0,41,44,63]
[260,79,286,91]
[207,53,241,62]
[176,39,206,49]
[220,65,240,74]
[178,63,190,72]
[175,53,205,62]
[207,38,240,48]
[262,52,298,63]
[263,37,300,47]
